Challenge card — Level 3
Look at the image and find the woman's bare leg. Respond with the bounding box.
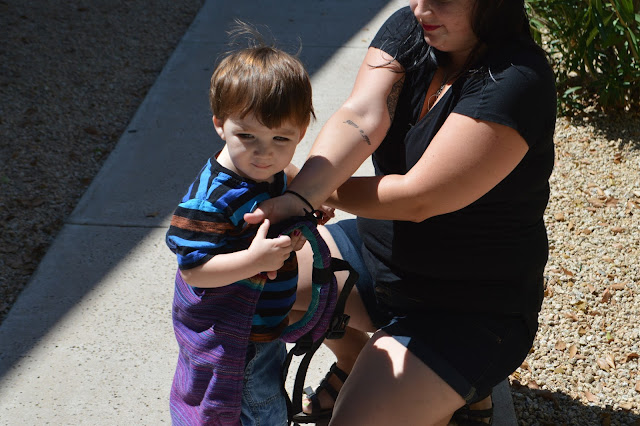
[329,330,467,426]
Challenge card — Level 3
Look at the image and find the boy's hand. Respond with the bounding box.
[245,194,310,253]
[249,219,293,280]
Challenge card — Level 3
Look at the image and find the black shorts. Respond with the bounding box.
[326,219,538,403]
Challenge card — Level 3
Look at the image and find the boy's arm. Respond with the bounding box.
[180,250,263,288]
[180,219,294,288]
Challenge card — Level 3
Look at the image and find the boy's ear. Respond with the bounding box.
[298,127,307,142]
[212,116,225,140]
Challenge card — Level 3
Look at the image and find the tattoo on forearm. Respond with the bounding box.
[387,76,404,123]
[343,120,371,145]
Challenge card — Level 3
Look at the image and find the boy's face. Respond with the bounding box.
[213,113,306,183]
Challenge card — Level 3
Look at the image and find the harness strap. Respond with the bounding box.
[270,214,336,344]
[284,256,359,425]
[324,258,356,340]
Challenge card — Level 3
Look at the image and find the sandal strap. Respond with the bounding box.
[453,403,494,425]
[308,392,327,415]
[317,378,339,401]
[456,407,494,418]
[304,362,350,413]
[327,362,349,383]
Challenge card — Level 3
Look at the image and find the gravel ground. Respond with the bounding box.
[1,2,639,425]
[0,1,203,321]
[511,114,640,425]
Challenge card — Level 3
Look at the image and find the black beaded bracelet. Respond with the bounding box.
[284,190,314,212]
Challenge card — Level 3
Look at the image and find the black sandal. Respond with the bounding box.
[292,362,349,423]
[451,402,494,425]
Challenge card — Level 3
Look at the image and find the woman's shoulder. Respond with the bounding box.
[371,6,417,48]
[456,40,555,109]
[454,39,557,147]
[370,7,431,72]
[381,6,415,31]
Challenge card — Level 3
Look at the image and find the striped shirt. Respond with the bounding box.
[166,156,298,340]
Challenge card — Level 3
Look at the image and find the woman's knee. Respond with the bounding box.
[331,331,465,425]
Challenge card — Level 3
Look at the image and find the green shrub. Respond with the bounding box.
[525,0,640,115]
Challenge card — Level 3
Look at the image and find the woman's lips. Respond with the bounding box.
[422,24,441,32]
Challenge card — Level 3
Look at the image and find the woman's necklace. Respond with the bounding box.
[427,72,449,111]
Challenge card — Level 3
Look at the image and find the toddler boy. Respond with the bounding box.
[166,25,315,426]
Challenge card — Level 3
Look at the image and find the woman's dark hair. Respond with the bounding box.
[461,0,537,75]
[471,0,532,46]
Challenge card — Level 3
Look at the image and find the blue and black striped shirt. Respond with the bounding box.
[166,156,297,341]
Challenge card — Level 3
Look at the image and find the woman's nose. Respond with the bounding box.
[415,0,434,16]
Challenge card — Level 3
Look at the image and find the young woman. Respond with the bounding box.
[247,1,556,424]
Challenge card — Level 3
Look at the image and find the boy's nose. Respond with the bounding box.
[253,141,271,156]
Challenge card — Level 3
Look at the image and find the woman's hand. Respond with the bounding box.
[316,204,335,225]
[244,191,312,225]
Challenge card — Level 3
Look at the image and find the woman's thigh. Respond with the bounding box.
[330,330,465,426]
[293,223,375,333]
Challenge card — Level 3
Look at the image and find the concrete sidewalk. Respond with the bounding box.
[0,1,516,424]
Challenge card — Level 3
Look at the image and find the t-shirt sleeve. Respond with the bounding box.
[453,51,556,148]
[370,6,422,71]
[165,198,239,270]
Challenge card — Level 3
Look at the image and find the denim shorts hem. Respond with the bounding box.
[381,313,536,403]
[382,320,479,402]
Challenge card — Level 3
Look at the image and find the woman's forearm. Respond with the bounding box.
[285,47,404,213]
[328,114,532,223]
[289,106,387,207]
[328,174,433,222]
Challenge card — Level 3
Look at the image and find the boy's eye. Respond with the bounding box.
[274,136,291,142]
[237,133,254,139]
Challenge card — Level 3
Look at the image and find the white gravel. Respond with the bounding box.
[511,114,640,425]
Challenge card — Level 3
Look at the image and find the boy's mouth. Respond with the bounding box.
[252,163,271,169]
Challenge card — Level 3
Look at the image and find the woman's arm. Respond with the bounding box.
[244,47,406,226]
[289,48,405,206]
[328,113,529,222]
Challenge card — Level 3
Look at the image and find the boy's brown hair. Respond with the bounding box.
[209,23,315,130]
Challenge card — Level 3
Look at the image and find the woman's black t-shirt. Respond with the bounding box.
[357,7,556,314]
